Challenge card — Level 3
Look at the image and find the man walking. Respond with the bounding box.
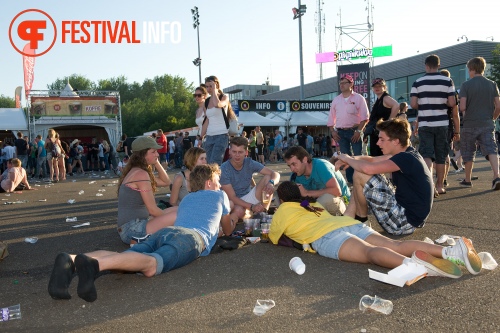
[327,74,370,184]
[410,54,457,195]
[458,57,500,190]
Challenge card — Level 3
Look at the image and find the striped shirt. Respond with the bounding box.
[410,72,455,127]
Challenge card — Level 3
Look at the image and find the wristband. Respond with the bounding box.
[269,179,275,185]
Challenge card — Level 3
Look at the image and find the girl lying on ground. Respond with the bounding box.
[269,181,482,278]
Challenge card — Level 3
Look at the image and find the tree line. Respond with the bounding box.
[0,73,198,136]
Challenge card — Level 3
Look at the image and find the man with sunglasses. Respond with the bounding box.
[327,74,370,185]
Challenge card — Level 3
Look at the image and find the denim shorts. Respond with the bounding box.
[311,223,376,260]
[418,126,449,164]
[126,226,204,275]
[460,126,498,162]
[117,218,148,244]
[203,133,228,165]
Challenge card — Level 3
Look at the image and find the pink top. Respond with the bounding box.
[1,167,28,192]
[327,92,370,128]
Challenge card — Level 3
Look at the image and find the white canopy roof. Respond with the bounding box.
[288,112,328,126]
[0,108,28,130]
[238,111,286,127]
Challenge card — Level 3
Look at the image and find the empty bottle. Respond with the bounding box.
[1,304,21,321]
[78,190,84,195]
[359,295,393,315]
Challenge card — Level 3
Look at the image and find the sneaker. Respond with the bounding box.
[443,179,448,187]
[411,250,462,279]
[444,237,482,275]
[492,177,500,191]
[459,180,472,187]
[454,168,464,174]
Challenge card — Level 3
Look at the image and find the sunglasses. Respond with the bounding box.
[193,93,203,98]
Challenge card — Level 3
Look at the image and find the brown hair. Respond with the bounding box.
[230,136,249,150]
[284,146,311,163]
[184,147,206,170]
[118,149,157,194]
[375,118,411,147]
[466,57,486,74]
[190,164,220,192]
[425,54,440,68]
[195,86,208,95]
[10,158,21,167]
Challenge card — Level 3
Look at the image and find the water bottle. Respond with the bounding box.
[0,304,21,321]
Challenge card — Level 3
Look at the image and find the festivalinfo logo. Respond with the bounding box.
[9,9,182,57]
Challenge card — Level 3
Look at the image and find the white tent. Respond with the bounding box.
[0,108,29,131]
[238,111,286,127]
[288,112,328,126]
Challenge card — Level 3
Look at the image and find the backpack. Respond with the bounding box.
[47,139,60,158]
[204,94,239,136]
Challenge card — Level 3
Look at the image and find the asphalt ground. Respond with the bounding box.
[0,159,499,333]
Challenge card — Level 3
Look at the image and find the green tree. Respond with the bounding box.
[0,95,15,108]
[47,74,96,91]
[487,45,500,87]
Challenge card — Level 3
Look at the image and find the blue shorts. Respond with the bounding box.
[125,226,204,275]
[117,218,148,244]
[311,223,377,260]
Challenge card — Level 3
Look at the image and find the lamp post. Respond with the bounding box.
[191,6,202,85]
[486,36,494,41]
[293,1,307,100]
[457,35,468,42]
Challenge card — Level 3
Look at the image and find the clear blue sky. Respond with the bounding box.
[1,0,498,102]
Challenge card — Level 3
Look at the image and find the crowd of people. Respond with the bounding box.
[2,63,496,302]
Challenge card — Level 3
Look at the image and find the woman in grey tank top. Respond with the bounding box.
[116,136,177,244]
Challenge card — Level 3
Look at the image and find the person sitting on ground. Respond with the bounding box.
[334,118,433,236]
[0,158,34,193]
[270,181,482,279]
[48,164,231,302]
[170,147,207,206]
[284,146,349,216]
[116,136,177,245]
[220,136,280,227]
[116,155,129,176]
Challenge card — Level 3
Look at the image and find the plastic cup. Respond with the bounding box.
[262,190,271,205]
[243,219,254,236]
[260,223,270,242]
[359,295,393,315]
[289,257,306,275]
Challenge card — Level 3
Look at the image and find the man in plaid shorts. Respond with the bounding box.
[334,118,433,235]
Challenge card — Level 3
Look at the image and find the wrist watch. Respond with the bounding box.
[269,179,275,185]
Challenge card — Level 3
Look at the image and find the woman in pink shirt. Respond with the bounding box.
[0,158,33,193]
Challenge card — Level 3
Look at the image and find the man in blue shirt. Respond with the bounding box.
[48,164,231,302]
[35,135,47,179]
[220,136,280,225]
[284,146,350,216]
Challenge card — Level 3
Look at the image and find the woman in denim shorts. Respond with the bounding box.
[116,136,178,245]
[269,181,480,278]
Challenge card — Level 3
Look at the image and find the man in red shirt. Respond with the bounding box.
[156,129,168,167]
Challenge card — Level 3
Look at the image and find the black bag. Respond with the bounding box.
[363,121,377,136]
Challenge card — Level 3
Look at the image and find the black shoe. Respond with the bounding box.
[459,180,473,187]
[450,159,458,170]
[444,179,448,187]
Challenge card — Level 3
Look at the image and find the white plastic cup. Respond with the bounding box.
[289,257,306,275]
[359,295,393,315]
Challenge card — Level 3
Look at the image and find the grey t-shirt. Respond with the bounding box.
[220,158,264,198]
[459,76,499,128]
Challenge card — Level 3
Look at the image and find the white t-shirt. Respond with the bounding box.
[169,140,175,154]
[206,106,228,136]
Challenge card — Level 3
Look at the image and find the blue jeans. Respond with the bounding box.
[37,156,47,177]
[126,227,204,275]
[338,128,362,183]
[203,134,228,165]
[175,148,183,167]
